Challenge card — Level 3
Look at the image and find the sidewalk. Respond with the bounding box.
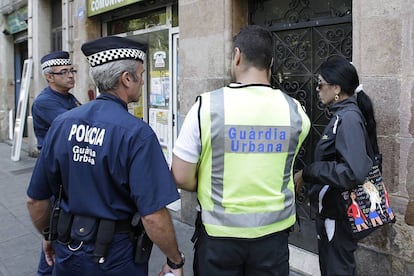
[0,141,311,276]
[0,141,195,276]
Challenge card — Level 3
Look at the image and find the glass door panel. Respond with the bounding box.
[146,29,172,164]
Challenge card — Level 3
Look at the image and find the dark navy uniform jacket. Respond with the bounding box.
[27,93,179,220]
[32,86,81,150]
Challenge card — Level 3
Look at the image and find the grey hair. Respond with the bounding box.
[42,67,53,75]
[89,59,139,92]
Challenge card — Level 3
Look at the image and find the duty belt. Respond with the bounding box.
[54,210,133,263]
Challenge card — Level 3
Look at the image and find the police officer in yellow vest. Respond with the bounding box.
[171,25,311,275]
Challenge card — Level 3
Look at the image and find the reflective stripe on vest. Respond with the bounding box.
[198,86,310,238]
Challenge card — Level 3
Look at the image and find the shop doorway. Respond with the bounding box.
[104,4,179,166]
[249,0,352,253]
[127,27,178,167]
[103,3,180,209]
[14,40,28,136]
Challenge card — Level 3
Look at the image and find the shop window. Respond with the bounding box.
[108,9,167,35]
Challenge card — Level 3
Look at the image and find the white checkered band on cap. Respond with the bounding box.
[41,58,72,70]
[87,48,146,67]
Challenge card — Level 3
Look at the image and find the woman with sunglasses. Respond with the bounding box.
[294,55,380,275]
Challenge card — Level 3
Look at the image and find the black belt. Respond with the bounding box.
[57,212,133,245]
[114,219,133,233]
[64,217,134,263]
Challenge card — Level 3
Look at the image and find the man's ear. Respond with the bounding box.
[233,47,241,65]
[45,74,54,83]
[120,71,131,87]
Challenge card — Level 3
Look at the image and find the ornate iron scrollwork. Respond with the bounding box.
[249,0,352,27]
[285,0,311,23]
[274,23,352,119]
[250,0,352,254]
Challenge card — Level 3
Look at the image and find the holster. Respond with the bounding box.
[57,209,73,244]
[94,219,133,263]
[48,202,61,241]
[93,219,116,263]
[131,213,153,264]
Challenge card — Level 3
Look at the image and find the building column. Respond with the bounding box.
[70,0,100,104]
[0,13,15,141]
[27,0,51,155]
[178,0,248,224]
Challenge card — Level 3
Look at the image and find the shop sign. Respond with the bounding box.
[6,6,28,34]
[88,0,143,17]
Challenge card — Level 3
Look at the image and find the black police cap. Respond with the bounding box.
[81,36,147,67]
[41,51,72,70]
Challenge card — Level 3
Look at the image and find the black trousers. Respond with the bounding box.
[193,225,290,276]
[315,217,358,276]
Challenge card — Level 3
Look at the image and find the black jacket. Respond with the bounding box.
[303,96,372,219]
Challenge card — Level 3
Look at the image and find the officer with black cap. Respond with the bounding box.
[32,51,81,151]
[27,36,184,276]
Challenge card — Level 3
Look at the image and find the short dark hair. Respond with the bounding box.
[233,25,273,70]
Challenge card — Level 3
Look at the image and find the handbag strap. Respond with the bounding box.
[333,107,381,166]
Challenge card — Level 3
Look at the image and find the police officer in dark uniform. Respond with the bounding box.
[32,51,81,151]
[27,36,184,276]
[32,51,81,276]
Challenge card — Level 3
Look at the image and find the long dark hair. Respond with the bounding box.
[320,56,379,154]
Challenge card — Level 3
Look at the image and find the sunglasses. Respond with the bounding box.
[317,82,332,90]
[50,69,77,76]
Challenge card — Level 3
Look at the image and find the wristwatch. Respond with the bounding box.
[167,251,185,269]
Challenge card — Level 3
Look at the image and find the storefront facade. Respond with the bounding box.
[0,0,413,274]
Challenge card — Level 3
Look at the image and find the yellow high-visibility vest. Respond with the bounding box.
[198,86,310,238]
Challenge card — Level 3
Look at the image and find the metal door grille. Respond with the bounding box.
[249,0,352,253]
[272,22,352,167]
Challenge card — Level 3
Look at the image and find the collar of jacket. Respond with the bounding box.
[327,95,358,115]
